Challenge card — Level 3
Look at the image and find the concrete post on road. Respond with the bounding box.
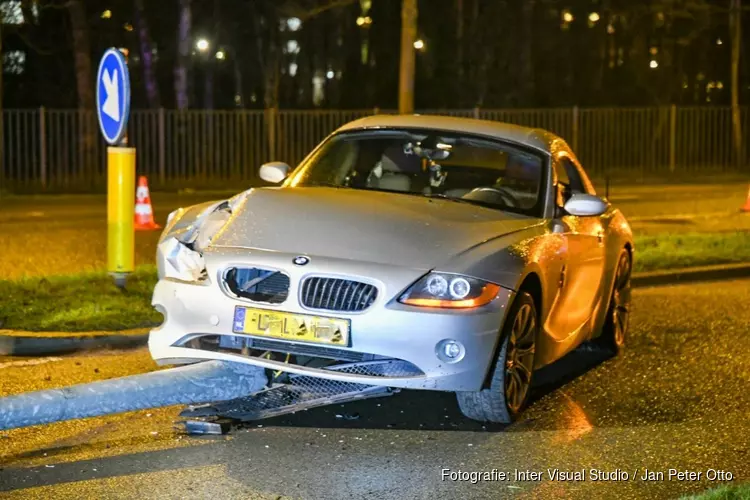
[97,48,135,288]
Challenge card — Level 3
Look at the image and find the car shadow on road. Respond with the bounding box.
[239,345,613,433]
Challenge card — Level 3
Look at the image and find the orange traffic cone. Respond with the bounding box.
[134,176,161,231]
[742,185,750,212]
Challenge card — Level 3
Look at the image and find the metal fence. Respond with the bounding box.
[1,106,748,191]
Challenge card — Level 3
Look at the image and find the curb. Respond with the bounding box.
[632,262,750,288]
[0,329,149,356]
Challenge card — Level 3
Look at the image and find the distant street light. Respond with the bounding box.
[588,12,600,23]
[563,11,574,23]
[413,39,425,50]
[196,38,210,52]
[216,50,226,60]
[649,60,659,69]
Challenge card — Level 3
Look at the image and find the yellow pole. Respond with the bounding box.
[107,146,136,287]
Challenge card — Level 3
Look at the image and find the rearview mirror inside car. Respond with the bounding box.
[259,162,291,184]
[563,193,608,217]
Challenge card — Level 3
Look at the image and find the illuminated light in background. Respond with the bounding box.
[607,24,615,34]
[123,22,133,32]
[413,39,425,50]
[286,17,301,32]
[215,50,226,60]
[716,38,723,46]
[588,12,600,23]
[3,50,26,75]
[286,40,300,54]
[101,9,112,19]
[289,63,298,77]
[326,70,335,79]
[196,38,210,52]
[649,60,659,69]
[562,10,574,23]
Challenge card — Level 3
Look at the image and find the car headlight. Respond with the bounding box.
[399,273,501,309]
[159,237,208,283]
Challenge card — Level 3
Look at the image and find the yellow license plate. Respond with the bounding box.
[232,306,350,346]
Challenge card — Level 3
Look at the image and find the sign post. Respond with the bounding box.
[96,48,134,288]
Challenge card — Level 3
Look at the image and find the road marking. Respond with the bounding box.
[0,357,63,370]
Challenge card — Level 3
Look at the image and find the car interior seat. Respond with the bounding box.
[369,146,417,192]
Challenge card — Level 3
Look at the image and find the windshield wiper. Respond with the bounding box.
[425,193,506,210]
[308,182,345,189]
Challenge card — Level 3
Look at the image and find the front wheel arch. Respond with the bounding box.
[481,274,542,390]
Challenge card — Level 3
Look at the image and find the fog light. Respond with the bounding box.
[436,339,465,363]
[444,342,461,358]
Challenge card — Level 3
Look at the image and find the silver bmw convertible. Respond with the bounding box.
[149,115,633,423]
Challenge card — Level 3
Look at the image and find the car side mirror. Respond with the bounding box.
[563,193,608,217]
[259,162,290,184]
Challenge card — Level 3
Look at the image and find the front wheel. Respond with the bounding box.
[596,249,632,353]
[456,292,538,423]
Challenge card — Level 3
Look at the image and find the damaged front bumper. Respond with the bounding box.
[149,248,514,392]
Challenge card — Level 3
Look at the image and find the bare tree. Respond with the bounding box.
[398,0,417,113]
[519,0,535,105]
[66,0,96,180]
[730,0,743,168]
[175,0,191,110]
[134,0,160,108]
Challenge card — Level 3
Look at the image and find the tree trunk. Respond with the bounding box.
[134,0,160,108]
[730,0,743,169]
[253,9,280,159]
[67,2,94,110]
[204,67,214,110]
[456,0,464,106]
[519,0,535,105]
[398,0,418,114]
[175,0,191,110]
[233,59,244,108]
[67,0,96,182]
[0,19,4,186]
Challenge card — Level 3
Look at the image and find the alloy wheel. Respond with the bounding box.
[504,303,536,413]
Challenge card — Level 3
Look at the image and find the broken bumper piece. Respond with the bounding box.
[180,360,400,423]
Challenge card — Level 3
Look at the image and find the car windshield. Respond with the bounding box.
[285,128,546,217]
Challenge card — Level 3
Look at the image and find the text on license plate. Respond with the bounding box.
[232,306,350,346]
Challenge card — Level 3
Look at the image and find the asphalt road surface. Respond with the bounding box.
[0,182,748,279]
[1,278,748,499]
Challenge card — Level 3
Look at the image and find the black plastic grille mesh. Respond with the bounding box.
[225,267,290,304]
[301,277,378,312]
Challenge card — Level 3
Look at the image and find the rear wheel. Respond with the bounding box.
[456,292,537,423]
[596,249,632,353]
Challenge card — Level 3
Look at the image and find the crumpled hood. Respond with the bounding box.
[210,187,541,269]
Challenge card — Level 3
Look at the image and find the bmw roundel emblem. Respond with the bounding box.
[293,256,310,266]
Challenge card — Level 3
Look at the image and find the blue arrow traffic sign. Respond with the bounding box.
[96,48,131,146]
